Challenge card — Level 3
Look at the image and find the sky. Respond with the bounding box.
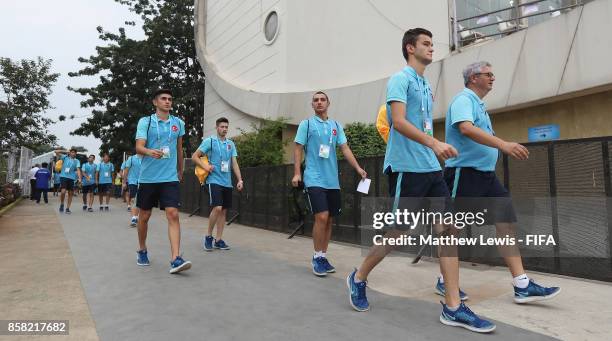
[0,0,145,156]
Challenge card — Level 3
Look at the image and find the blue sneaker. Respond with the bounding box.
[440,302,496,333]
[59,204,64,213]
[136,249,150,266]
[169,255,192,274]
[214,239,230,250]
[311,257,327,277]
[514,280,561,304]
[435,278,469,301]
[105,206,109,211]
[65,208,71,214]
[83,205,87,210]
[347,269,369,312]
[130,217,137,227]
[203,236,214,251]
[321,257,336,273]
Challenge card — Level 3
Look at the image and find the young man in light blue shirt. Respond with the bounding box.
[55,148,82,214]
[346,28,496,333]
[292,91,367,277]
[192,117,243,251]
[123,153,142,227]
[134,88,191,274]
[96,152,115,211]
[53,171,61,197]
[445,61,560,305]
[81,154,97,212]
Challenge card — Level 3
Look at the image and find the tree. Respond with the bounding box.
[0,57,58,150]
[234,118,288,168]
[342,122,386,158]
[69,0,205,163]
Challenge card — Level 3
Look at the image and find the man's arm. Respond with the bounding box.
[77,168,82,183]
[458,122,529,160]
[177,136,184,182]
[390,101,457,160]
[135,139,163,159]
[291,143,304,187]
[231,157,243,191]
[339,144,367,179]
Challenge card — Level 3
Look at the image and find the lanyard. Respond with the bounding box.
[152,114,173,146]
[215,138,230,160]
[401,69,431,119]
[314,118,334,145]
[64,157,73,171]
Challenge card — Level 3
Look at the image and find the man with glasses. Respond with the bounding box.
[134,88,191,274]
[346,28,496,333]
[444,61,560,305]
[292,91,367,277]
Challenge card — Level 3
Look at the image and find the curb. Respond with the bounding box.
[0,197,23,218]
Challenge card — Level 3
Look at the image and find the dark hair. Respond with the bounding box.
[42,162,48,168]
[89,154,95,159]
[402,28,432,61]
[312,91,329,102]
[102,152,110,157]
[69,148,77,153]
[216,117,229,126]
[153,88,172,99]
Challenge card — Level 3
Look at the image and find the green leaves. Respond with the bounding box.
[234,118,288,168]
[69,0,205,163]
[342,122,386,159]
[0,57,59,150]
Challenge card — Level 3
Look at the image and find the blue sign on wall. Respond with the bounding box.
[528,124,560,142]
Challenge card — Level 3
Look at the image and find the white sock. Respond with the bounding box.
[132,216,137,220]
[439,274,444,283]
[314,251,323,258]
[447,304,460,311]
[513,274,530,288]
[321,252,327,258]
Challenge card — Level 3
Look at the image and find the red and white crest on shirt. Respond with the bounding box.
[332,129,337,136]
[227,144,232,150]
[171,125,178,132]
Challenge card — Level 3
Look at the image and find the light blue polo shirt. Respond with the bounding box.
[97,162,115,184]
[383,66,441,173]
[295,116,347,189]
[53,172,61,184]
[81,162,97,186]
[59,155,80,180]
[445,88,498,171]
[124,155,142,185]
[120,161,126,171]
[198,136,238,188]
[135,114,185,183]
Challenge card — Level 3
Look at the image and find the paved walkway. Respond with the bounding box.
[2,197,611,340]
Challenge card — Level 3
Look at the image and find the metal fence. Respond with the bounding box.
[180,136,612,282]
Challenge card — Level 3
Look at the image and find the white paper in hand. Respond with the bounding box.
[357,178,371,194]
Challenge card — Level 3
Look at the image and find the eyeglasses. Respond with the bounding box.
[475,72,495,78]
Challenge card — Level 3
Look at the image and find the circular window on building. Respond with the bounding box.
[263,11,279,44]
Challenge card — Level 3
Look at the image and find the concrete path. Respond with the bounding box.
[3,197,612,340]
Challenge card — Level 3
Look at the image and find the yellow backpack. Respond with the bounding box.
[54,159,63,173]
[376,104,390,143]
[194,139,212,185]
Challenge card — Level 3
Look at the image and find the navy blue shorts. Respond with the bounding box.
[81,184,95,194]
[136,182,180,210]
[207,183,232,209]
[386,170,450,215]
[306,187,341,217]
[97,183,112,194]
[444,167,517,223]
[60,177,75,191]
[128,184,138,199]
